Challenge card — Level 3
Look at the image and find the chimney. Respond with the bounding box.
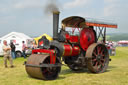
[53,11,59,40]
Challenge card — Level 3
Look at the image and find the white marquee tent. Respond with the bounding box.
[0,32,33,56]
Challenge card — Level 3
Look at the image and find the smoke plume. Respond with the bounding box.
[44,0,59,14]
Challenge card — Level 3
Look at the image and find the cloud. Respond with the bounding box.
[0,0,45,13]
[104,4,117,17]
[104,0,117,3]
[103,0,128,33]
[14,0,44,9]
[0,8,8,13]
[104,0,128,17]
[63,0,90,9]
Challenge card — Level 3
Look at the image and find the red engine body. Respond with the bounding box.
[65,34,79,43]
[62,44,80,57]
[59,27,96,57]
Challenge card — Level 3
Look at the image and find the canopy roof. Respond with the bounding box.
[62,16,117,28]
[86,19,117,28]
[62,16,86,28]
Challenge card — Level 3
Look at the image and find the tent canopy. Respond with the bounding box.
[34,33,53,45]
[1,32,32,39]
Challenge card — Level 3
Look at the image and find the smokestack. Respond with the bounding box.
[53,11,59,40]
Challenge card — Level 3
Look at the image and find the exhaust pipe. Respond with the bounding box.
[53,11,59,40]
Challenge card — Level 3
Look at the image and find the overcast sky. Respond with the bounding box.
[0,0,128,37]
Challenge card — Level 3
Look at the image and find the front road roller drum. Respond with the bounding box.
[25,54,61,80]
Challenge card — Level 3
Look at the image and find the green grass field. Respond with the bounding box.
[0,47,128,85]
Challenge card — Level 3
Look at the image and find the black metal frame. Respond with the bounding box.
[95,27,106,43]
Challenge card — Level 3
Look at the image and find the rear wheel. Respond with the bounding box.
[86,43,109,73]
[16,51,22,58]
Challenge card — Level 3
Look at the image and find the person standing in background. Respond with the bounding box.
[10,42,16,59]
[32,41,37,49]
[22,41,27,58]
[3,40,14,68]
[108,41,113,56]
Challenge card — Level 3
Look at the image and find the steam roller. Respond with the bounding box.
[25,10,117,80]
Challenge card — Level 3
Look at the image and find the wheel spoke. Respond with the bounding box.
[93,50,98,57]
[94,62,99,71]
[92,58,97,61]
[101,59,105,62]
[97,46,102,55]
[95,61,98,67]
[99,61,104,67]
[100,48,103,54]
[96,47,98,54]
[97,65,99,71]
[101,51,105,57]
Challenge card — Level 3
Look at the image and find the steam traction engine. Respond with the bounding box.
[25,11,117,80]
